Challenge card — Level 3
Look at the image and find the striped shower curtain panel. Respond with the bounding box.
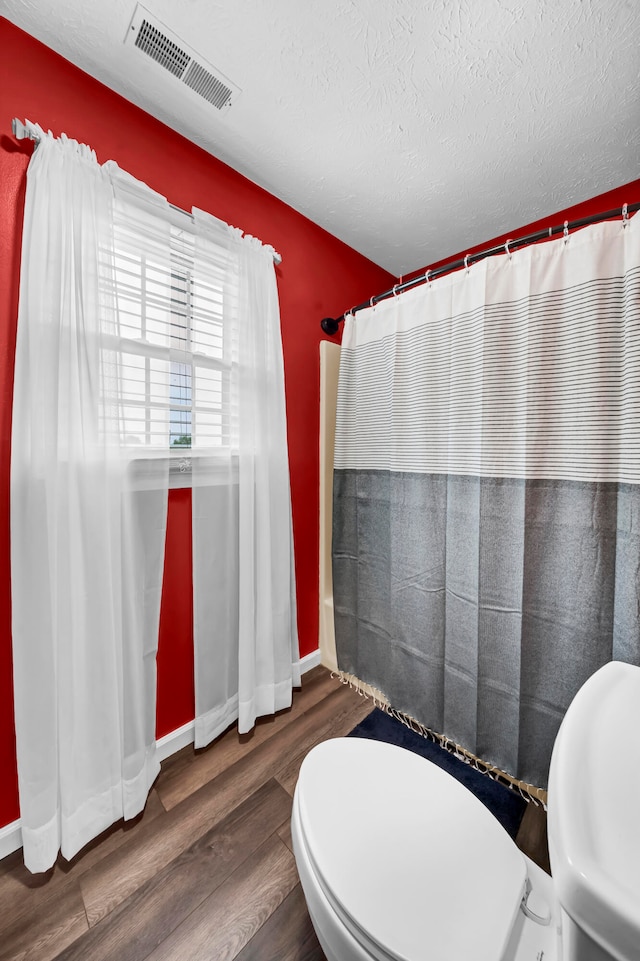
[332,216,640,789]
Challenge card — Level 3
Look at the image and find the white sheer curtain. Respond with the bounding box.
[11,127,172,872]
[191,211,300,747]
[11,123,300,871]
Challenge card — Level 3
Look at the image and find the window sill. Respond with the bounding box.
[126,450,239,491]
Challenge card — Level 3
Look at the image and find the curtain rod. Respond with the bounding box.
[11,118,282,266]
[320,201,640,335]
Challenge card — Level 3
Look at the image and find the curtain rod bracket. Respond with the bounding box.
[12,118,39,141]
[320,317,341,336]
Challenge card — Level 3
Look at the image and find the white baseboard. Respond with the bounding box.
[155,720,196,763]
[1,650,322,863]
[298,647,321,673]
[0,818,21,863]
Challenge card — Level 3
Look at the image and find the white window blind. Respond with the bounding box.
[100,193,236,454]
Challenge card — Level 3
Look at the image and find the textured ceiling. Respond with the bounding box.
[3,0,639,275]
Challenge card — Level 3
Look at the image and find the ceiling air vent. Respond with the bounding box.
[125,4,240,114]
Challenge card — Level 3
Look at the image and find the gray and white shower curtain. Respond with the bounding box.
[333,216,640,789]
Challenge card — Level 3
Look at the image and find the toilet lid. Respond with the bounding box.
[296,737,527,961]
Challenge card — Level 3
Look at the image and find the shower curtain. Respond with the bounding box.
[332,215,640,789]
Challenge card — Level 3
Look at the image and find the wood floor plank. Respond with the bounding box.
[53,780,293,961]
[144,834,298,961]
[516,800,551,874]
[0,878,87,961]
[0,788,165,941]
[156,668,340,811]
[79,683,357,924]
[277,819,294,854]
[233,883,326,961]
[275,692,373,796]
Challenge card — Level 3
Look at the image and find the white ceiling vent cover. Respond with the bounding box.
[125,4,240,114]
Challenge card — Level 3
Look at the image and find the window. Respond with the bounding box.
[102,200,233,456]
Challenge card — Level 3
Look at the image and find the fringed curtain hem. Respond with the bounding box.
[332,669,548,808]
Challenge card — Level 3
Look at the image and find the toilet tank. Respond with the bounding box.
[547,661,640,961]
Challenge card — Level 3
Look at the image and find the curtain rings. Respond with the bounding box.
[563,220,570,244]
[505,238,513,261]
[464,254,471,273]
[622,203,629,228]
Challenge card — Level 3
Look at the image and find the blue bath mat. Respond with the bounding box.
[348,708,527,839]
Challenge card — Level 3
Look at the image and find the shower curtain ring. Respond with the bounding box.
[563,220,570,244]
[622,203,629,227]
[464,254,471,273]
[505,239,513,260]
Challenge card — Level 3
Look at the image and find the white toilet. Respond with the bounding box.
[291,660,640,961]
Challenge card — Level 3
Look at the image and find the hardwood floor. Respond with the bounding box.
[0,666,550,960]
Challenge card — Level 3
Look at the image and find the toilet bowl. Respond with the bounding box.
[292,737,559,961]
[291,661,640,961]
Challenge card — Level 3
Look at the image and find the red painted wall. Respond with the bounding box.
[0,17,394,829]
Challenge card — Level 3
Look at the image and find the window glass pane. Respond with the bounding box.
[120,352,146,403]
[191,274,224,359]
[149,406,171,448]
[146,304,172,347]
[117,299,143,341]
[169,361,191,448]
[114,252,143,340]
[149,357,171,408]
[121,405,147,447]
[170,410,192,448]
[194,366,226,448]
[146,262,172,301]
[171,362,191,405]
[194,411,224,448]
[194,366,223,407]
[191,317,224,358]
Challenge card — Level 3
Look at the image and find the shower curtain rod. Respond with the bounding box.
[10,118,282,265]
[320,200,640,335]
